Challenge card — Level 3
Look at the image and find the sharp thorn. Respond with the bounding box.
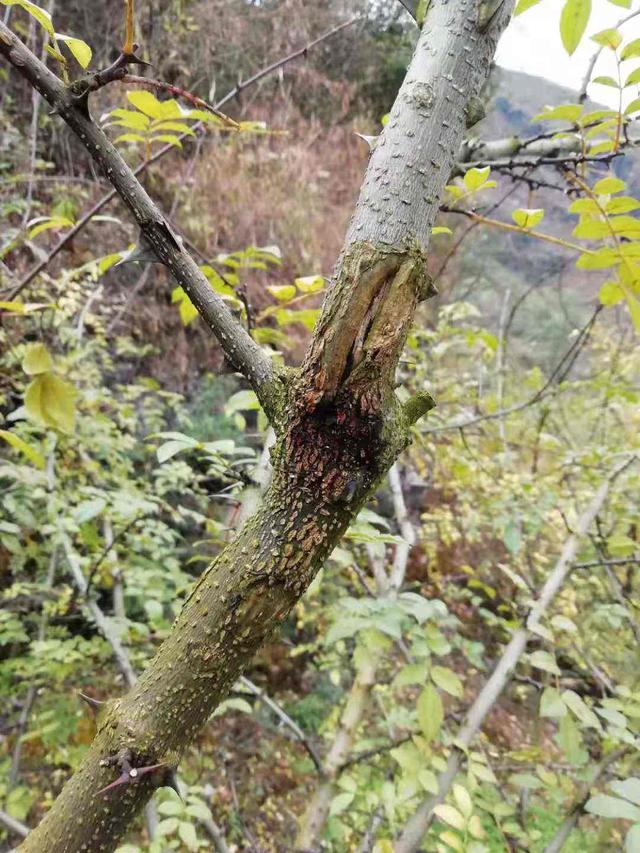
[79,692,104,714]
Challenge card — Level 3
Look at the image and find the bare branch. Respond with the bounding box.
[238,676,324,774]
[394,458,637,853]
[6,17,358,301]
[543,748,629,853]
[0,808,29,840]
[0,21,279,414]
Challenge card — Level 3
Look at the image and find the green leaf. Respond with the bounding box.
[599,281,625,306]
[534,104,583,123]
[418,769,438,795]
[611,779,640,806]
[625,291,640,331]
[540,687,567,717]
[28,215,74,238]
[55,33,92,68]
[114,133,147,145]
[213,697,252,716]
[560,0,592,55]
[22,342,53,375]
[562,690,601,729]
[157,800,183,817]
[624,67,640,87]
[621,39,640,61]
[594,176,626,195]
[177,821,199,851]
[126,90,167,119]
[170,286,199,325]
[514,0,543,14]
[453,784,473,819]
[0,429,45,469]
[0,300,53,315]
[295,275,325,294]
[591,28,622,50]
[156,817,179,836]
[530,650,561,675]
[512,208,544,229]
[224,389,260,417]
[24,373,77,433]
[4,0,54,35]
[431,666,464,698]
[585,794,640,821]
[503,519,521,554]
[463,166,492,192]
[433,804,466,831]
[74,498,106,523]
[267,284,296,302]
[185,802,213,821]
[394,662,429,688]
[556,713,585,764]
[417,684,443,742]
[592,75,619,87]
[329,791,354,816]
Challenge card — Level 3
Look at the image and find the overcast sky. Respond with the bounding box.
[495,0,640,109]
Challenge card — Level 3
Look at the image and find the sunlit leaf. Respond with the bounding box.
[0,429,45,469]
[560,0,592,56]
[24,373,77,433]
[55,33,92,68]
[22,342,53,375]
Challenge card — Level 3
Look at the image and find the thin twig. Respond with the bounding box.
[394,458,637,853]
[7,18,358,300]
[238,675,324,774]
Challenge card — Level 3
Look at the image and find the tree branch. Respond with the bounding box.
[394,458,636,853]
[6,17,358,301]
[0,21,279,419]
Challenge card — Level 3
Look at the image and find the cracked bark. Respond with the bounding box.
[0,2,514,850]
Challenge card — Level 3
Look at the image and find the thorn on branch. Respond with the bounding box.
[96,748,168,796]
[78,692,105,715]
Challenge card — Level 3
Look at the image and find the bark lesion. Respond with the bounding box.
[299,241,433,415]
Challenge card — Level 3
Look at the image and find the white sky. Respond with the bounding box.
[495,0,640,109]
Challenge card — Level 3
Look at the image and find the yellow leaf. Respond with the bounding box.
[22,343,53,375]
[4,0,54,35]
[24,373,78,432]
[267,285,296,303]
[55,33,92,68]
[0,429,45,469]
[433,804,466,831]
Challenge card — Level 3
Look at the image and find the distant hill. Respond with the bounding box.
[433,67,639,367]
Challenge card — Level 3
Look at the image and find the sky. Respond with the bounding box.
[495,0,640,108]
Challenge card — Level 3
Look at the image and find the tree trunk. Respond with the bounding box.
[0,2,514,850]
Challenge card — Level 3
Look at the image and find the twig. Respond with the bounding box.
[394,458,636,853]
[0,20,278,417]
[213,17,359,111]
[7,17,359,300]
[238,675,324,774]
[60,531,138,688]
[0,808,29,840]
[542,748,630,853]
[424,306,602,434]
[578,8,640,102]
